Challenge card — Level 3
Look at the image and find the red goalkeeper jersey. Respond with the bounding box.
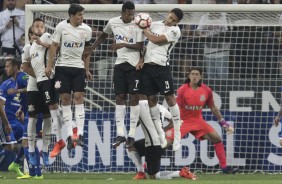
[176,83,214,122]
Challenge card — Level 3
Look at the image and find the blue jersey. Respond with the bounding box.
[16,72,28,113]
[0,78,21,123]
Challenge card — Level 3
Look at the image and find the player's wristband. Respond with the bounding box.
[219,119,230,127]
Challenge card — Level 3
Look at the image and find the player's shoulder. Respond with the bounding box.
[56,20,68,28]
[0,78,13,89]
[200,83,212,92]
[81,23,92,31]
[109,16,122,23]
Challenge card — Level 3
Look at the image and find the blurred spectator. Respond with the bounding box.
[0,0,25,57]
[196,12,230,79]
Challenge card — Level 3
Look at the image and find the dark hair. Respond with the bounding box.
[171,8,183,21]
[122,1,135,12]
[28,26,33,40]
[68,4,84,16]
[7,58,21,70]
[32,17,45,25]
[185,67,202,86]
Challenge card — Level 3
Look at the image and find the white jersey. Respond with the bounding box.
[139,100,172,147]
[22,44,38,92]
[30,33,53,82]
[52,20,92,68]
[103,16,145,66]
[144,21,181,66]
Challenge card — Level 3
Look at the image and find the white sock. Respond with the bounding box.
[128,151,144,172]
[169,104,181,132]
[115,105,125,137]
[150,105,162,131]
[28,118,37,153]
[155,171,173,180]
[62,105,73,137]
[50,109,62,142]
[75,104,85,136]
[42,117,51,152]
[128,105,140,138]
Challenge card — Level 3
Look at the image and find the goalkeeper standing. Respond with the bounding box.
[91,1,145,148]
[165,67,238,174]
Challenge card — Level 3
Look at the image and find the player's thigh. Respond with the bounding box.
[145,145,163,175]
[72,68,86,93]
[140,64,159,96]
[133,139,146,157]
[55,66,72,94]
[37,80,59,105]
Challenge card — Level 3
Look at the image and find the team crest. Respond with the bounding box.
[28,105,35,112]
[200,95,206,102]
[79,32,87,39]
[54,81,61,89]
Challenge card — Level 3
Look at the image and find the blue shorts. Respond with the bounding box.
[0,119,23,144]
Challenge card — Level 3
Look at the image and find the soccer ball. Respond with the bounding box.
[134,13,152,29]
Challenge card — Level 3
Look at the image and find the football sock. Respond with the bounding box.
[61,105,73,137]
[214,142,227,169]
[50,108,63,141]
[115,105,126,137]
[35,147,42,176]
[42,117,52,152]
[14,146,24,164]
[128,105,140,138]
[168,104,181,132]
[23,147,35,176]
[75,104,85,136]
[128,151,144,172]
[27,117,37,153]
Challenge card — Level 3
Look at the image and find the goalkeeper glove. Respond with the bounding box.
[219,119,234,135]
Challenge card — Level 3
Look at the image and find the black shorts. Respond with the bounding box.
[134,139,163,175]
[55,66,86,93]
[27,91,50,116]
[37,79,59,106]
[113,62,140,95]
[140,64,174,96]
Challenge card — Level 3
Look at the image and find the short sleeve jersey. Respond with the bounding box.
[144,21,181,66]
[176,83,214,121]
[103,16,145,66]
[52,20,92,68]
[0,79,21,123]
[30,33,53,82]
[22,43,38,91]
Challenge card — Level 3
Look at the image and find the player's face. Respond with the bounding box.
[32,21,45,37]
[5,60,16,77]
[121,9,135,23]
[189,70,202,85]
[6,0,16,11]
[71,11,84,26]
[164,12,180,27]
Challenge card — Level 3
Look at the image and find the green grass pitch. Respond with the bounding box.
[0,172,281,184]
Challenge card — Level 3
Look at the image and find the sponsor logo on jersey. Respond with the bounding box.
[30,52,39,59]
[200,95,206,102]
[114,35,133,43]
[185,105,203,110]
[63,42,83,48]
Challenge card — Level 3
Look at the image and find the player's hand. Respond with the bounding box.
[45,66,53,78]
[274,116,280,127]
[16,109,24,122]
[7,88,17,95]
[110,43,124,51]
[4,123,12,134]
[85,70,93,81]
[32,35,43,46]
[136,58,144,70]
[219,119,234,135]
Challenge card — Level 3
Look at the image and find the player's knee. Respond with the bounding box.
[116,94,126,103]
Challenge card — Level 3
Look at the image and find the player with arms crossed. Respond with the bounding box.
[91,1,145,147]
[166,67,238,174]
[45,4,92,150]
[136,8,183,151]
